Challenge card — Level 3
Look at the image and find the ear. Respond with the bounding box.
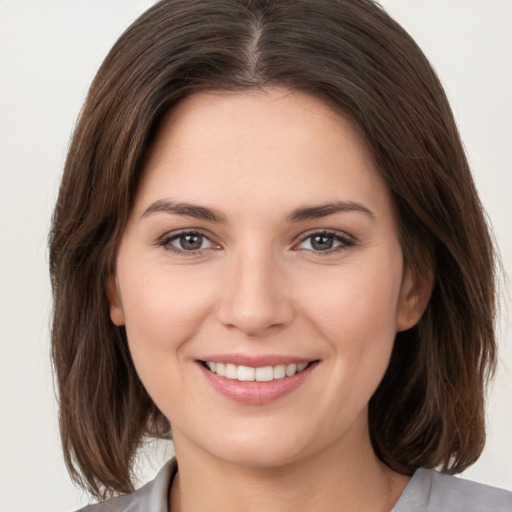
[106,275,125,326]
[396,265,433,332]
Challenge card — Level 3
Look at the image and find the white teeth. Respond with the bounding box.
[273,365,286,379]
[216,362,226,377]
[255,366,274,382]
[225,363,238,379]
[205,361,310,381]
[237,365,255,381]
[285,364,297,377]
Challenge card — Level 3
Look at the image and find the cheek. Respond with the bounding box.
[301,261,403,346]
[117,264,221,418]
[300,261,403,418]
[116,260,216,366]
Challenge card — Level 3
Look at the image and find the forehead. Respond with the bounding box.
[134,88,390,220]
[147,88,368,167]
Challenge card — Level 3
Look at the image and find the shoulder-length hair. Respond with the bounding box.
[49,0,498,499]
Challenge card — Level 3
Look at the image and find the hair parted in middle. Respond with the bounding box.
[49,0,497,499]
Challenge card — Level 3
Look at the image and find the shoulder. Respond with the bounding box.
[394,467,512,512]
[427,470,512,511]
[75,459,177,512]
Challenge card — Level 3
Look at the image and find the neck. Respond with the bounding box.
[169,418,410,512]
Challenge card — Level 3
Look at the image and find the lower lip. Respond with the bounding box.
[199,362,318,405]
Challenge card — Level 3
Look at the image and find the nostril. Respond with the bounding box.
[217,302,295,337]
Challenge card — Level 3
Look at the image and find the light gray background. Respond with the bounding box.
[0,1,510,510]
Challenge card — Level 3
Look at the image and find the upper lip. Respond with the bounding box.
[198,354,317,367]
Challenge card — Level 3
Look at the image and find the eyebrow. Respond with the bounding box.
[142,199,375,224]
[142,200,227,223]
[286,201,376,222]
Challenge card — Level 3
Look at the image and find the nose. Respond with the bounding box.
[216,251,295,337]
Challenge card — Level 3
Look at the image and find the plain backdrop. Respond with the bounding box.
[0,1,510,510]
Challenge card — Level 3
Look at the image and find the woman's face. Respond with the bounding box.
[109,88,425,468]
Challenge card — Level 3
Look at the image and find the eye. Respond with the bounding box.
[158,230,218,254]
[296,231,355,253]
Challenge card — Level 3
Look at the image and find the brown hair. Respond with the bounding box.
[49,0,498,499]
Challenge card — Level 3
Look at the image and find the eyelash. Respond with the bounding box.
[295,230,356,255]
[156,229,356,256]
[157,229,218,256]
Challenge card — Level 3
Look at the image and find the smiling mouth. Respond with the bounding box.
[201,361,314,382]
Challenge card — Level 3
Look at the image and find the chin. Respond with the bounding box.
[190,423,322,470]
[213,444,306,470]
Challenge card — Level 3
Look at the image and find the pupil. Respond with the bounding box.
[180,234,202,250]
[311,234,333,251]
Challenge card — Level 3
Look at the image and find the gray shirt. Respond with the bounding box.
[78,459,512,511]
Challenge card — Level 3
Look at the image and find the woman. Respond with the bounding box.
[49,0,512,510]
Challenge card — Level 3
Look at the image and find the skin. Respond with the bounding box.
[108,88,430,512]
